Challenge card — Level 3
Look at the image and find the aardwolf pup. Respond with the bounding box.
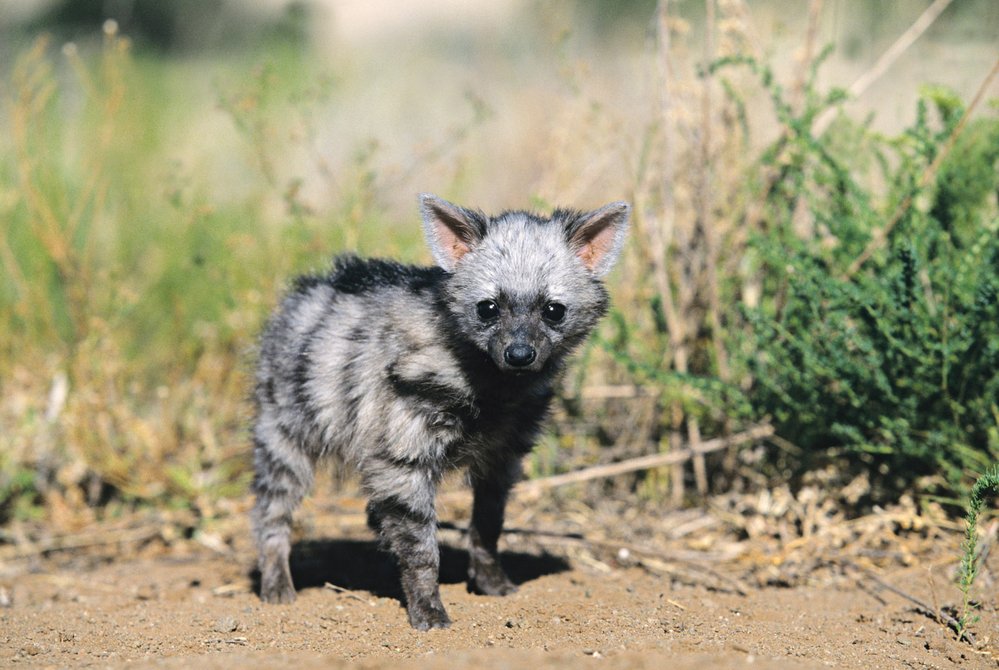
[251,194,629,629]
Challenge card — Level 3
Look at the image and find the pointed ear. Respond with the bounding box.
[565,201,630,276]
[419,193,487,272]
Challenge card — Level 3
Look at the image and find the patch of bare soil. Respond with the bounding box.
[1,490,996,669]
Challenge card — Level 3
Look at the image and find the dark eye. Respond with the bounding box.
[543,302,566,323]
[476,300,499,321]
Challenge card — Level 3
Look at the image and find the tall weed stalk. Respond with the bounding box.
[956,466,999,642]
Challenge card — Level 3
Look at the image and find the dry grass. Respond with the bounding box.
[0,1,995,533]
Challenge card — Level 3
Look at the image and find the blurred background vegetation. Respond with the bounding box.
[0,0,996,530]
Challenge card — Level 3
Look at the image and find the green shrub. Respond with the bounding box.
[740,74,999,496]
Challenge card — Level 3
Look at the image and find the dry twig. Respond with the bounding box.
[515,424,774,496]
[323,581,376,605]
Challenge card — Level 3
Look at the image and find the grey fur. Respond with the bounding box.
[251,194,629,629]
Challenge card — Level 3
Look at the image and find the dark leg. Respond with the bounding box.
[467,459,519,596]
[365,469,450,630]
[251,425,315,604]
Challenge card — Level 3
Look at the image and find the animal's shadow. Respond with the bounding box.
[250,533,570,603]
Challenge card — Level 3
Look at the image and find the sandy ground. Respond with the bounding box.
[1,495,996,670]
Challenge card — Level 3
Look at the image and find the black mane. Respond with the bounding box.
[294,254,446,295]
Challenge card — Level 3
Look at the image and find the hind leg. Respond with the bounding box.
[251,421,315,604]
[467,458,519,596]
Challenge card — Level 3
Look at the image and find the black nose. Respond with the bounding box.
[503,343,536,367]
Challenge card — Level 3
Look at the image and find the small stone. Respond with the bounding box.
[213,617,239,633]
[21,643,43,656]
[134,585,157,601]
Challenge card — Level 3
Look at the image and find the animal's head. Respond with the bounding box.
[420,194,629,374]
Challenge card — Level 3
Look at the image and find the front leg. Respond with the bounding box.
[365,469,450,630]
[467,458,520,596]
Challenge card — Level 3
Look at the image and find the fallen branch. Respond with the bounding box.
[514,424,774,496]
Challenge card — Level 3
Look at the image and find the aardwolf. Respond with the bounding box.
[251,194,629,629]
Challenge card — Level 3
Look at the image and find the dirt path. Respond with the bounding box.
[1,500,995,669]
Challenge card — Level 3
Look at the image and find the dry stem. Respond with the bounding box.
[790,0,824,113]
[652,0,690,505]
[814,0,955,136]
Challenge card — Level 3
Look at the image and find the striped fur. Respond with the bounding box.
[251,194,629,629]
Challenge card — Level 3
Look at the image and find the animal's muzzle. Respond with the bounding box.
[503,343,537,367]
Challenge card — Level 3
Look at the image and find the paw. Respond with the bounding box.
[260,570,297,604]
[468,562,518,596]
[407,601,452,631]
